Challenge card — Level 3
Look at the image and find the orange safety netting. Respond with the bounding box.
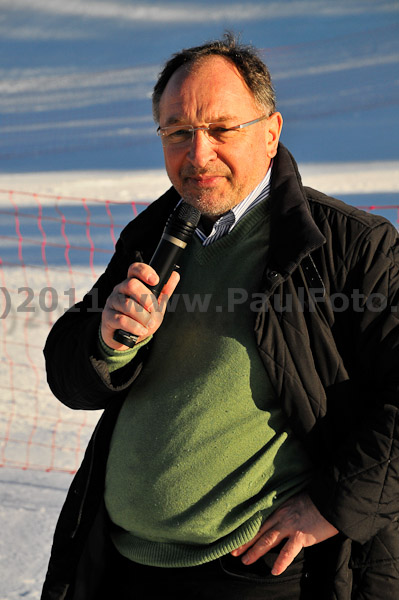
[0,189,398,473]
[0,189,148,473]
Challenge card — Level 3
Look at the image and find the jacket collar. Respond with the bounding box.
[268,143,326,277]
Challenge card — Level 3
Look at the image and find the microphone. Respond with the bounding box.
[113,201,201,348]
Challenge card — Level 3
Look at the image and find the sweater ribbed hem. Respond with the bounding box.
[111,512,264,568]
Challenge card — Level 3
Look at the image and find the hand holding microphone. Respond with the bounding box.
[101,202,201,350]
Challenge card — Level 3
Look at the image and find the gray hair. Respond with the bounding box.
[152,32,276,123]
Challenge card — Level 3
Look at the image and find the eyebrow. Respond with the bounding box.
[163,114,237,127]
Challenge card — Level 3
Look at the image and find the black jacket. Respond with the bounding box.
[41,145,399,600]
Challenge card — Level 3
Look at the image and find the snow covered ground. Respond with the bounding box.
[0,1,398,598]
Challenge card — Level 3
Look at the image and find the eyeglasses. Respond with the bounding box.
[157,114,268,147]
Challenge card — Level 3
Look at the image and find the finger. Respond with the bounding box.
[101,306,150,350]
[157,271,180,312]
[106,294,151,334]
[104,289,151,329]
[231,534,262,557]
[240,529,282,565]
[231,515,279,557]
[119,279,157,315]
[111,308,151,339]
[127,262,159,287]
[270,536,303,576]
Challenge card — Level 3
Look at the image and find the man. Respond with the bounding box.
[42,34,399,600]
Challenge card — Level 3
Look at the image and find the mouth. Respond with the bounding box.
[184,174,225,187]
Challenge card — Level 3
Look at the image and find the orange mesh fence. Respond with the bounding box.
[0,189,148,473]
[0,190,398,474]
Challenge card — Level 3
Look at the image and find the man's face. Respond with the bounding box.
[158,56,282,219]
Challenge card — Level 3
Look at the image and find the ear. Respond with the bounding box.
[266,112,283,158]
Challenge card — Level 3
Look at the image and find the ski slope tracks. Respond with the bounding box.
[0,1,398,598]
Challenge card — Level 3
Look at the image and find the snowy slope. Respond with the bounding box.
[0,1,398,598]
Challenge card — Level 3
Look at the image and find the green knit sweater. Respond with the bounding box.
[103,200,313,567]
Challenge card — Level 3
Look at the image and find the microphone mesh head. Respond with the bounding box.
[176,202,201,227]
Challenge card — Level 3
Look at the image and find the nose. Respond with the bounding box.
[187,129,217,168]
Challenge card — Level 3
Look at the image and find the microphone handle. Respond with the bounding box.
[112,237,185,348]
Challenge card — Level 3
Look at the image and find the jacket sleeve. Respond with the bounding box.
[309,220,399,544]
[43,189,179,411]
[43,227,150,411]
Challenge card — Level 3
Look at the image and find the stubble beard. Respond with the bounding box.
[179,175,243,219]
